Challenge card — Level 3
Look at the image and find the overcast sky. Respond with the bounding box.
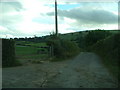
[0,0,119,38]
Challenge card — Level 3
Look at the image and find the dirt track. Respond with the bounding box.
[2,52,118,88]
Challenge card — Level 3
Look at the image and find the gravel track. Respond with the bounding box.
[2,52,118,88]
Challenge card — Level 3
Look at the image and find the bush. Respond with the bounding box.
[46,34,80,59]
[53,39,65,58]
[61,39,80,57]
[2,39,21,67]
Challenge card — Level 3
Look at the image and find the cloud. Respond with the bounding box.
[47,7,118,24]
[0,0,118,38]
[0,0,56,37]
[47,2,118,30]
[0,25,21,38]
[0,2,24,27]
[1,2,23,15]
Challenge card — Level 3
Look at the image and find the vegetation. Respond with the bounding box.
[15,41,49,64]
[46,34,80,61]
[2,39,21,67]
[76,30,112,49]
[16,46,38,55]
[3,29,119,79]
[88,33,120,80]
[75,30,119,82]
[16,41,47,47]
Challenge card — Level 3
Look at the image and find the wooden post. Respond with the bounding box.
[49,46,52,57]
[49,45,54,57]
[51,45,54,57]
[52,45,54,56]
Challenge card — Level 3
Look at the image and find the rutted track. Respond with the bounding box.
[2,52,118,88]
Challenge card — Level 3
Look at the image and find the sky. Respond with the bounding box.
[0,0,119,38]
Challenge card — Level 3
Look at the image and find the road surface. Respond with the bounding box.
[2,52,118,88]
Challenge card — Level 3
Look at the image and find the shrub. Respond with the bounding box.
[46,34,80,59]
[61,39,80,57]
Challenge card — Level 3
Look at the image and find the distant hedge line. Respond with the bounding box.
[2,39,21,67]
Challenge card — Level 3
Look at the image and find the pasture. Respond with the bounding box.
[15,41,49,65]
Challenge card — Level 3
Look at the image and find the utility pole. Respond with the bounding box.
[50,0,58,57]
[55,0,58,36]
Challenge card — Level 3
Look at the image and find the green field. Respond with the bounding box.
[15,41,49,64]
[16,41,47,47]
[25,43,47,47]
[16,46,38,55]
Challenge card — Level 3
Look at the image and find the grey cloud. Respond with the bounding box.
[0,25,27,38]
[0,14,23,28]
[0,2,23,27]
[47,8,118,24]
[10,2,22,11]
[9,2,23,11]
[0,2,24,13]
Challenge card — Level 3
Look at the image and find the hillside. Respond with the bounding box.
[58,30,119,41]
[13,30,119,44]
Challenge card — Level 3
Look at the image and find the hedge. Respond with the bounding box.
[2,39,21,67]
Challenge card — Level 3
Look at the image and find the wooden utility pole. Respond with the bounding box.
[49,0,58,57]
[55,0,58,36]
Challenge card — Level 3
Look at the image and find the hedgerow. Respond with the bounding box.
[2,39,21,67]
